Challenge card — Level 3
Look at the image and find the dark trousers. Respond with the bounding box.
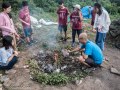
[0,56,18,70]
[72,29,82,43]
[85,58,101,67]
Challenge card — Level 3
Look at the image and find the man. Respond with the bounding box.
[19,1,33,45]
[70,4,83,47]
[69,33,103,67]
[92,3,111,51]
[57,1,69,42]
[0,2,19,50]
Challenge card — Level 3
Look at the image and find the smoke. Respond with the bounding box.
[33,25,60,50]
[25,4,60,54]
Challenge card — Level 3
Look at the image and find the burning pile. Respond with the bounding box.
[33,49,89,74]
[29,49,92,85]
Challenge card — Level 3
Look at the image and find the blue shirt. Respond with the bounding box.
[0,47,13,66]
[81,40,103,64]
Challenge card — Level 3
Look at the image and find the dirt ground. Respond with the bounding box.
[2,25,120,90]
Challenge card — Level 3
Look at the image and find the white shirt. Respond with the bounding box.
[0,47,13,66]
[94,9,111,33]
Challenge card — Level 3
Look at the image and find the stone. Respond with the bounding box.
[73,71,76,74]
[110,67,120,76]
[0,75,9,83]
[54,69,60,73]
[61,65,67,70]
[23,65,29,69]
[75,79,83,86]
[5,69,16,74]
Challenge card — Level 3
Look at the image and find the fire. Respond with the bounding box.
[53,50,58,63]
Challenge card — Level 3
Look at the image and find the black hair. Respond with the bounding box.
[2,2,11,9]
[2,36,13,50]
[94,3,102,15]
[7,13,12,18]
[22,1,28,7]
[58,0,64,5]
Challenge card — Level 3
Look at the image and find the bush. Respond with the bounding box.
[32,71,69,85]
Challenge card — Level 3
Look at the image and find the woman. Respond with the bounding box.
[70,4,83,47]
[92,3,111,51]
[0,36,18,70]
[0,2,19,50]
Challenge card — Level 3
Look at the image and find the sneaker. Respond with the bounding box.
[71,42,75,47]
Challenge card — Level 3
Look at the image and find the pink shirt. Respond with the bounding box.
[19,7,31,29]
[0,12,16,36]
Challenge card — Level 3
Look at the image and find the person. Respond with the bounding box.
[91,7,96,30]
[69,33,103,67]
[0,2,19,50]
[70,4,83,47]
[19,1,33,45]
[57,0,69,42]
[0,36,18,70]
[92,3,111,51]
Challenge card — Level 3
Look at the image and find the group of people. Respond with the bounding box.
[0,1,32,70]
[57,1,111,67]
[0,0,111,70]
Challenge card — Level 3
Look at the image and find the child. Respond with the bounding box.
[0,36,18,70]
[70,4,83,47]
[57,1,69,41]
[19,1,33,45]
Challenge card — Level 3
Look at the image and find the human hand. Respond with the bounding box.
[13,51,19,56]
[16,34,20,40]
[91,28,96,33]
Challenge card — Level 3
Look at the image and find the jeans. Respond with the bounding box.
[72,29,82,43]
[0,56,18,70]
[24,27,32,37]
[95,31,106,51]
[58,24,67,33]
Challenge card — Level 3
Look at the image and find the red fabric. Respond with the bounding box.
[19,7,31,29]
[70,11,82,30]
[57,7,69,25]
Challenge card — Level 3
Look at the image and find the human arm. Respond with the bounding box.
[102,11,111,32]
[19,18,30,26]
[92,14,97,33]
[8,51,18,62]
[78,11,83,21]
[0,15,14,33]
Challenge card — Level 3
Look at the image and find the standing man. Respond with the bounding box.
[57,1,69,42]
[92,3,111,51]
[19,1,33,46]
[70,4,83,47]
